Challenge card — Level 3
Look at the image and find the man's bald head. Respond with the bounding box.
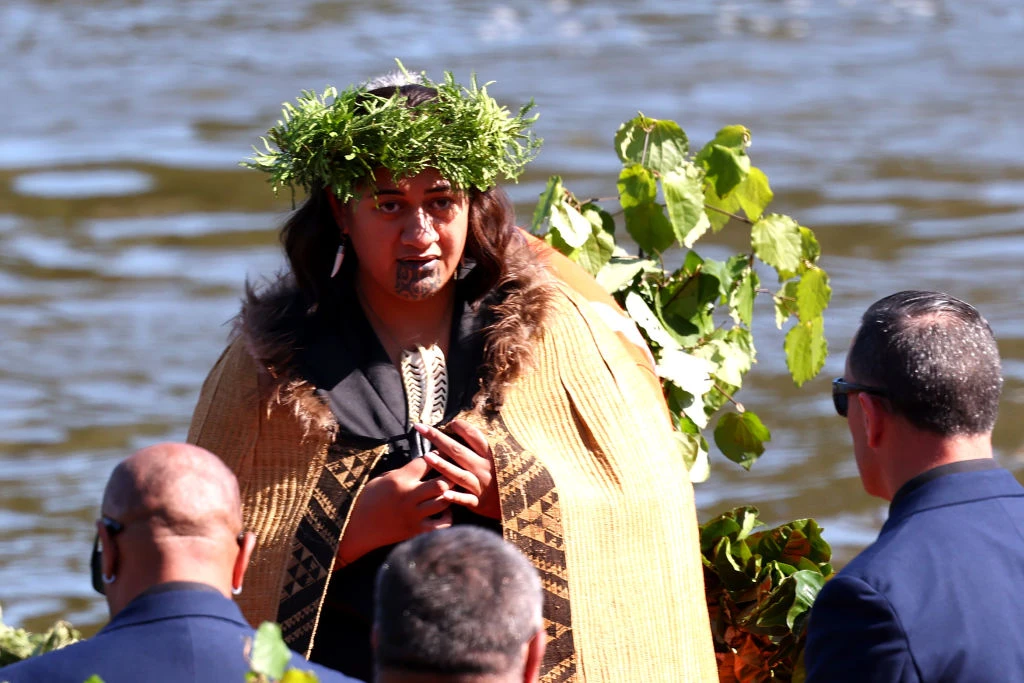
[102,442,242,541]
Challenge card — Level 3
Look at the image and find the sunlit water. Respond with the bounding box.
[2,0,1023,635]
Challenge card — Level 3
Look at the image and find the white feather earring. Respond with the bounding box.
[330,240,346,278]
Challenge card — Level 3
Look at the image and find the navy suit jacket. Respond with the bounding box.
[0,586,359,683]
[805,466,1024,682]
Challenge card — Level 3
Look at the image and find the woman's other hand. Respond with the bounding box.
[335,456,461,566]
[413,420,501,520]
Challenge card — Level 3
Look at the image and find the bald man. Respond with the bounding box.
[0,443,357,683]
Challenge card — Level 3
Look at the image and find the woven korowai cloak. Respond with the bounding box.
[187,280,717,682]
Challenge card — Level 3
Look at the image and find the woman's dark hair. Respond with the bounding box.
[849,290,1003,436]
[275,83,552,408]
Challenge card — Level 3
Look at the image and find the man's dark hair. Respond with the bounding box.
[849,290,1002,436]
[374,527,542,676]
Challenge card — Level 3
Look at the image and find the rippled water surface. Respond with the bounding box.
[2,0,1023,634]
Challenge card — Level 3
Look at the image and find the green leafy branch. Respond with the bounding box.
[700,507,834,682]
[0,604,80,668]
[531,113,832,477]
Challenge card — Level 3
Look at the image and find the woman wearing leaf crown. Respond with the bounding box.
[187,67,717,682]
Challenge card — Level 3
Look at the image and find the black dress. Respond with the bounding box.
[301,281,501,680]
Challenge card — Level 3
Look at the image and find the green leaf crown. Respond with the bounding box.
[244,65,542,203]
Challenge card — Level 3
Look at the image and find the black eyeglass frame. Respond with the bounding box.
[832,377,889,417]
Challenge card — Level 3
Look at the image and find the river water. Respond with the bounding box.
[2,0,1023,635]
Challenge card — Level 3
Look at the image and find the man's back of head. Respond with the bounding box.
[848,289,1002,437]
[98,442,253,615]
[373,527,545,683]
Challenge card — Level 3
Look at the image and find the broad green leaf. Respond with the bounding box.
[701,506,763,554]
[703,144,750,197]
[281,670,321,683]
[784,316,828,386]
[550,200,592,249]
[614,114,689,174]
[624,291,680,351]
[713,537,758,595]
[729,267,759,327]
[704,181,741,232]
[702,379,739,415]
[575,227,615,276]
[700,517,741,553]
[714,411,771,470]
[752,214,802,276]
[618,165,674,255]
[796,267,831,321]
[625,203,675,256]
[596,257,656,294]
[530,176,563,234]
[774,280,799,329]
[726,327,757,378]
[694,338,753,387]
[674,430,709,482]
[582,202,615,237]
[735,506,762,541]
[781,519,832,564]
[750,570,827,634]
[658,349,716,428]
[251,622,291,680]
[662,164,711,248]
[736,167,774,221]
[800,226,821,264]
[707,124,752,150]
[659,261,720,342]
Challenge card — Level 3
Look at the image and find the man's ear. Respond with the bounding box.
[858,392,886,449]
[523,628,547,683]
[232,531,257,595]
[97,520,118,580]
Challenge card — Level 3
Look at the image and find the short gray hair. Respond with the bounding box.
[374,527,543,676]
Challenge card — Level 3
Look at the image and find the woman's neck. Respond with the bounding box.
[356,279,456,364]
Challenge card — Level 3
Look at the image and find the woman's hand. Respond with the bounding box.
[413,420,501,520]
[335,456,477,567]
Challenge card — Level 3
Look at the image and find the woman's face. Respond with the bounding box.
[340,168,470,304]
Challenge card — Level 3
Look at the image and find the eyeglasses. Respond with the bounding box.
[832,378,889,417]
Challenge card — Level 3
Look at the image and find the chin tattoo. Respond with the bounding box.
[396,264,444,300]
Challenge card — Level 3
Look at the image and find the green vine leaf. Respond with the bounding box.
[570,204,616,275]
[530,175,563,234]
[614,114,689,174]
[729,266,759,327]
[663,164,711,248]
[696,126,752,198]
[752,214,802,276]
[774,280,799,329]
[714,411,771,470]
[250,622,291,681]
[800,225,821,264]
[735,167,774,221]
[784,316,828,386]
[618,165,674,255]
[623,290,680,351]
[549,198,593,249]
[704,182,741,233]
[596,257,657,294]
[796,268,832,321]
[745,570,827,635]
[657,349,716,429]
